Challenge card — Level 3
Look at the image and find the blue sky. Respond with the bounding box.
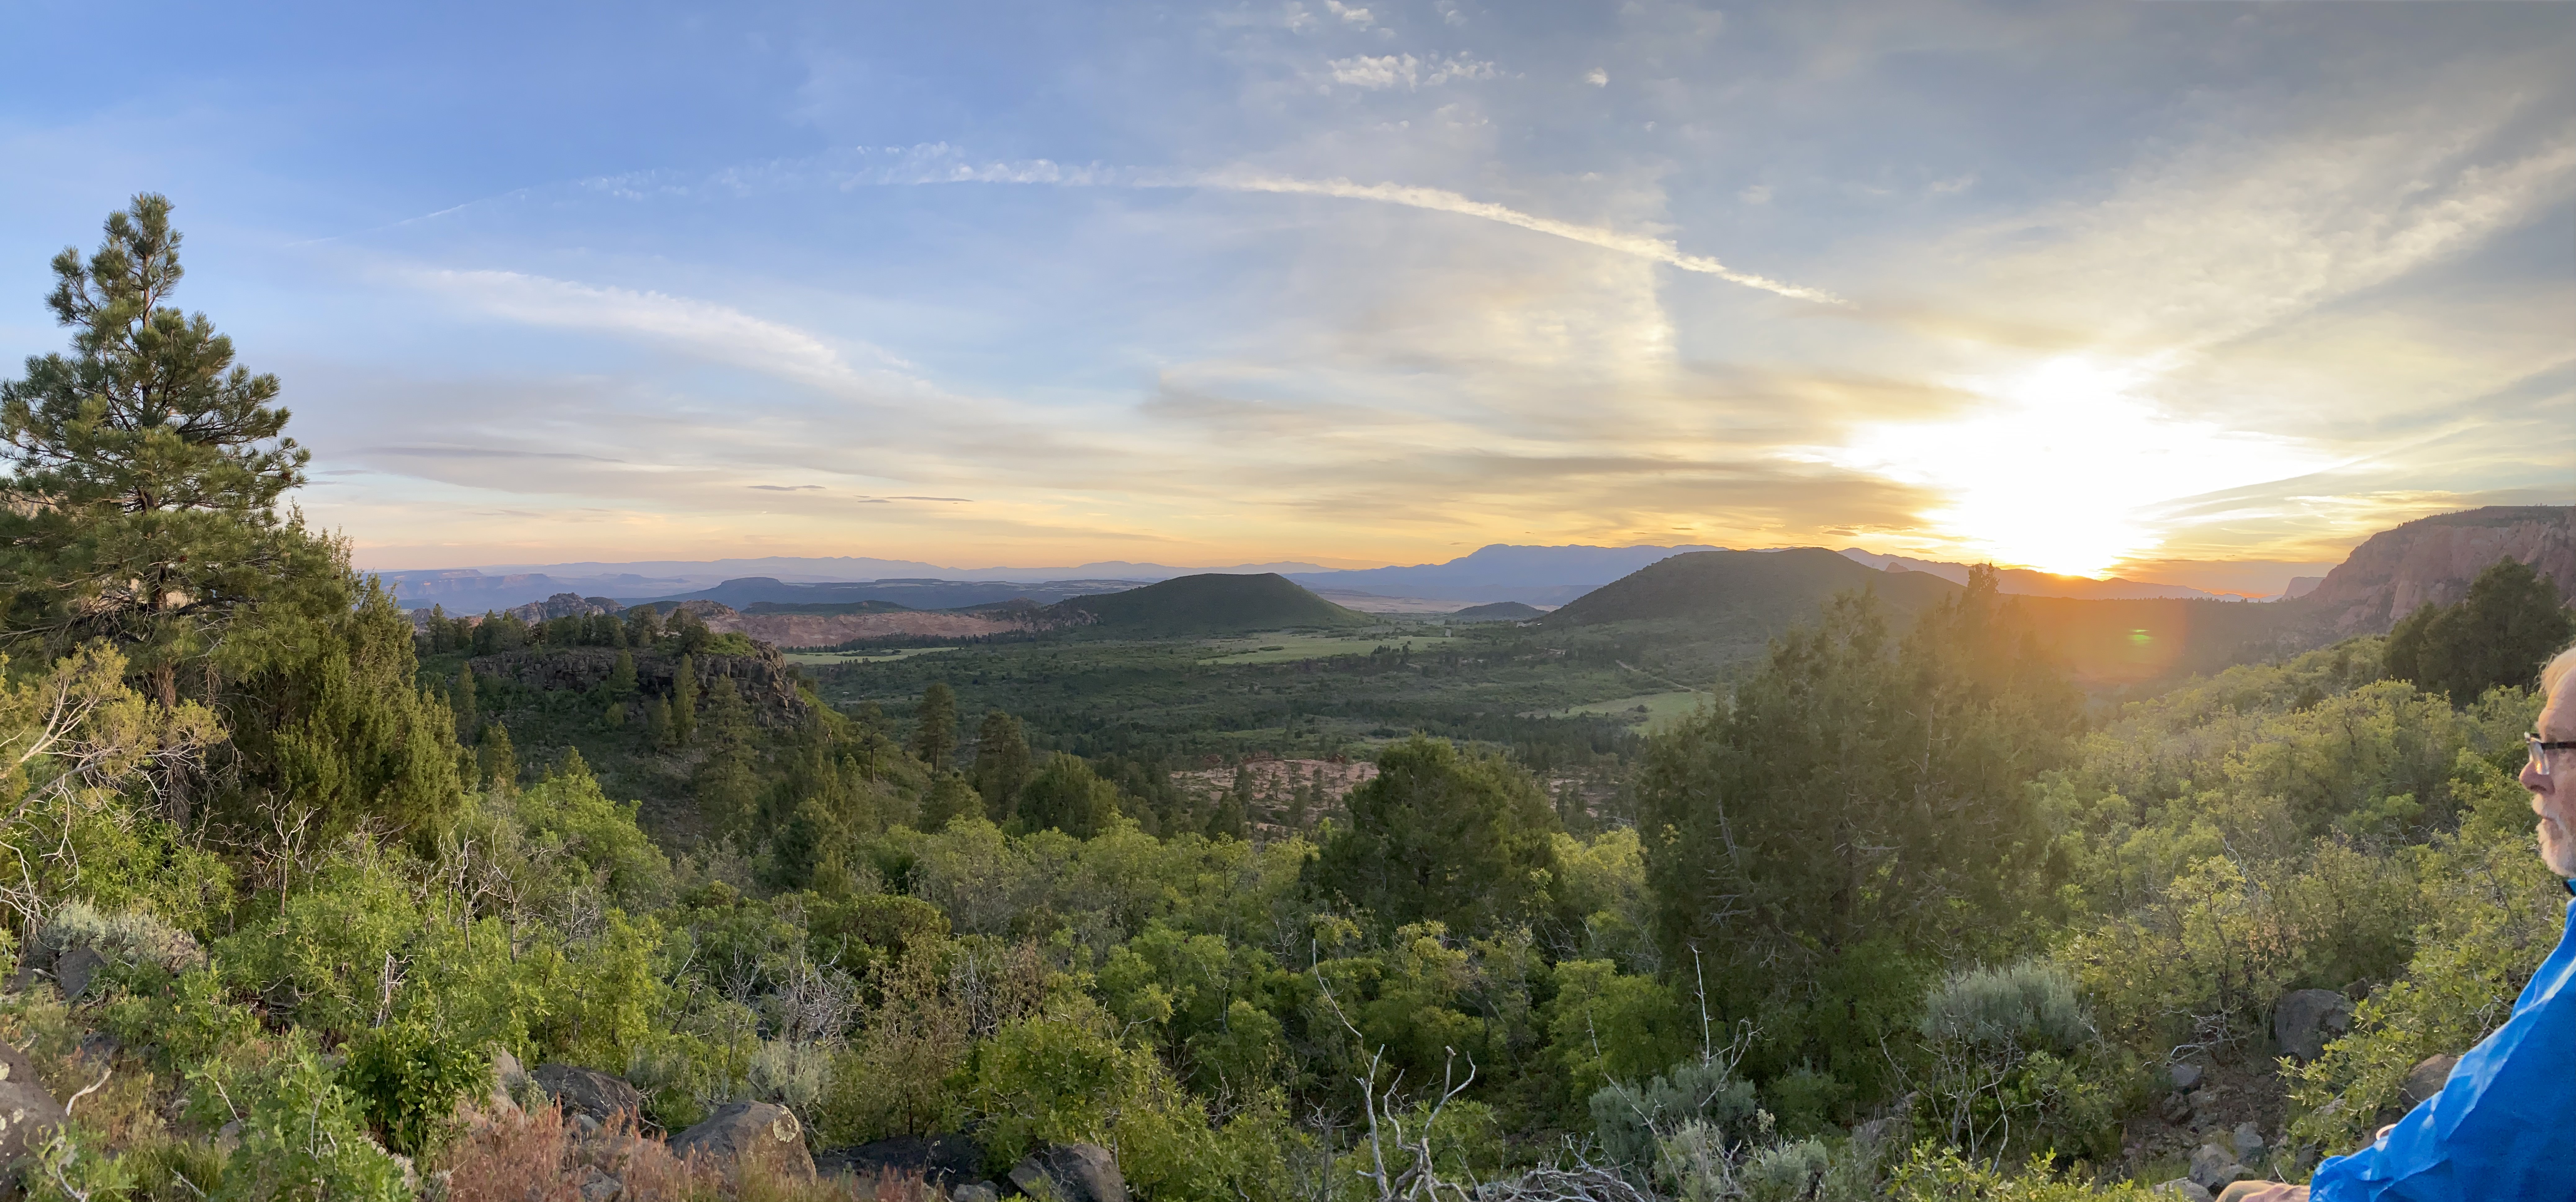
[2,0,2569,586]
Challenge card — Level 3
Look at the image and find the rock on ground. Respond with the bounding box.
[2231,1122,2266,1160]
[2190,1144,2249,1192]
[2273,989,2354,1062]
[2156,1182,2215,1202]
[0,1042,68,1174]
[813,1132,985,1190]
[53,945,106,1001]
[2398,1053,2459,1110]
[532,1064,645,1123]
[1009,1144,1126,1202]
[670,1101,813,1180]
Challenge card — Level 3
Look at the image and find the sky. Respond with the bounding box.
[1,0,2569,588]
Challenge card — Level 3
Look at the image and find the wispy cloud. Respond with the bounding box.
[1326,53,1496,90]
[409,268,879,392]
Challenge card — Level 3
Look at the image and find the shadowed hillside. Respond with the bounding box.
[1050,572,1373,635]
[1547,547,1963,626]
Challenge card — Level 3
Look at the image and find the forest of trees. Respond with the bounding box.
[0,198,2566,1202]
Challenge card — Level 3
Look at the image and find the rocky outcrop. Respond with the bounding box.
[680,600,1052,648]
[669,1101,813,1180]
[1010,1143,1126,1202]
[509,593,627,623]
[2303,506,2576,633]
[2273,989,2354,1062]
[469,645,809,727]
[0,1043,67,1174]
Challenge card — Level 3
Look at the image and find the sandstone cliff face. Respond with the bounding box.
[2304,506,2575,633]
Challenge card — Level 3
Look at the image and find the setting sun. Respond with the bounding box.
[1817,357,2332,578]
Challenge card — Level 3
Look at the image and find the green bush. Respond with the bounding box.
[1589,1056,1761,1173]
[340,1018,490,1155]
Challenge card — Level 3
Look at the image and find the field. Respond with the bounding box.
[1192,630,1459,664]
[782,646,961,666]
[1544,689,1709,730]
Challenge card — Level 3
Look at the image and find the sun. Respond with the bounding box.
[1816,356,2326,578]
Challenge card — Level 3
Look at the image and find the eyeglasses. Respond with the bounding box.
[2530,735,2576,777]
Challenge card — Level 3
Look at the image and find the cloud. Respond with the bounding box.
[1324,0,1371,26]
[410,268,881,392]
[362,445,627,463]
[1585,68,1608,87]
[749,484,825,491]
[1326,54,1497,90]
[571,145,1844,303]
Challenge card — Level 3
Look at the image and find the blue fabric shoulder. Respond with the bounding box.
[2310,897,2576,1201]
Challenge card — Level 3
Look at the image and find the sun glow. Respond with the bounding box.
[1817,357,2329,578]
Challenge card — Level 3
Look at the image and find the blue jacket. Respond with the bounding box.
[2312,888,2576,1201]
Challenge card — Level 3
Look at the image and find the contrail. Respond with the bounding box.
[1179,170,1845,305]
[327,145,1847,305]
[806,150,1846,303]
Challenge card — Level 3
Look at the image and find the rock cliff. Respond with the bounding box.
[469,644,809,726]
[2304,506,2575,633]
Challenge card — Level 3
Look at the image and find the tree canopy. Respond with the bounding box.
[0,193,321,704]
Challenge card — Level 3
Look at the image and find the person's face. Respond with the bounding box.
[2523,674,2576,877]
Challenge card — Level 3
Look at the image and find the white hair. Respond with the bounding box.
[2547,641,2576,698]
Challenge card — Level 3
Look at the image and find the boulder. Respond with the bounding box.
[813,1132,985,1188]
[2168,1063,2203,1091]
[464,1048,529,1119]
[670,1101,813,1180]
[2273,990,2354,1062]
[53,946,106,1002]
[532,1064,645,1123]
[2155,1182,2215,1202]
[0,1042,68,1173]
[2231,1122,2266,1160]
[2398,1053,2459,1110]
[2160,1092,2194,1124]
[2189,1144,2247,1192]
[1009,1144,1126,1202]
[953,1185,1000,1202]
[577,1165,624,1202]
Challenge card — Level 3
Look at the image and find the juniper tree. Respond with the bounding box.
[0,194,317,706]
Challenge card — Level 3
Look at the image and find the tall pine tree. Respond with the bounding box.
[0,194,320,706]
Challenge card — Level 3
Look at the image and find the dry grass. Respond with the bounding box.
[441,1102,934,1202]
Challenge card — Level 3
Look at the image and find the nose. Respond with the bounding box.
[2526,754,2552,798]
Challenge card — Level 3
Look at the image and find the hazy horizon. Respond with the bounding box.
[5,1,2569,581]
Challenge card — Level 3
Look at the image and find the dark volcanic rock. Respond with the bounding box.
[531,1064,645,1123]
[2273,989,2354,1062]
[814,1133,985,1188]
[1009,1143,1125,1202]
[0,1042,67,1173]
[53,946,106,1001]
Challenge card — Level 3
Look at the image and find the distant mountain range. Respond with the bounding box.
[380,510,2571,617]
